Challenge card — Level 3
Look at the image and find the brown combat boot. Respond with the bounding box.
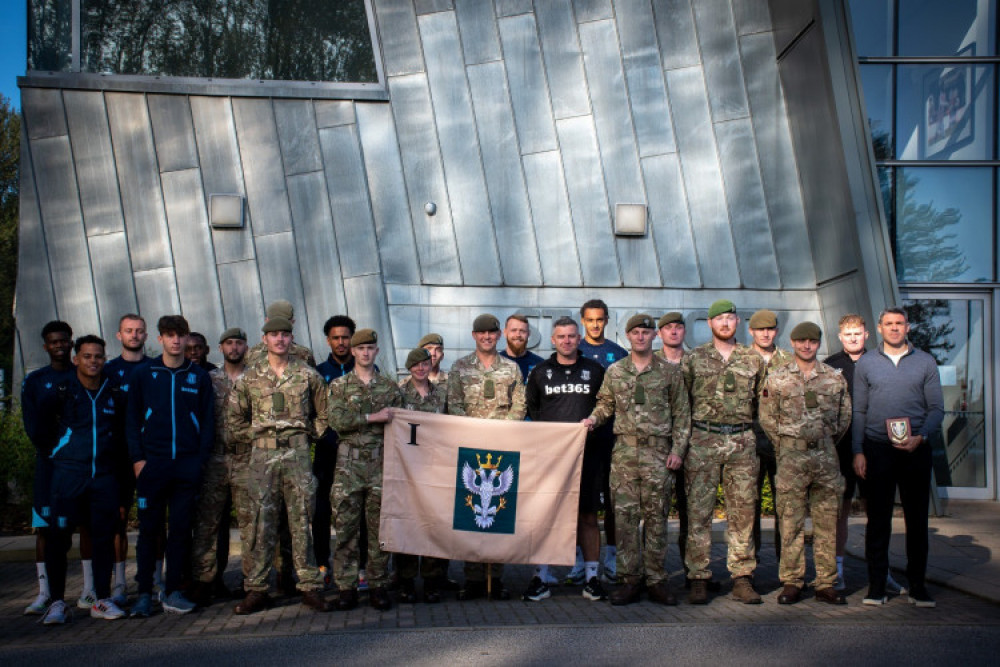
[301,590,332,612]
[814,587,847,605]
[609,582,643,606]
[648,581,678,606]
[777,584,802,604]
[731,576,763,604]
[369,586,393,611]
[688,579,709,605]
[335,588,359,611]
[233,590,273,615]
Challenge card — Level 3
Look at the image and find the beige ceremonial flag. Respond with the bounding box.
[379,409,586,566]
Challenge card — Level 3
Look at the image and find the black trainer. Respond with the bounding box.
[582,576,608,601]
[907,585,936,608]
[521,576,551,602]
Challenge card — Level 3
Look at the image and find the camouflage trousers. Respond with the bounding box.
[395,554,448,581]
[685,429,759,579]
[332,445,389,589]
[245,444,322,592]
[610,435,673,586]
[191,451,253,583]
[775,444,844,589]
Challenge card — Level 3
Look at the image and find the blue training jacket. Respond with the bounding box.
[126,357,214,463]
[46,373,126,478]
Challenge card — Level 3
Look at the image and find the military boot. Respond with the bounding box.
[688,579,709,605]
[731,576,762,604]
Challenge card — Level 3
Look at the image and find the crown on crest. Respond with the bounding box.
[476,453,502,470]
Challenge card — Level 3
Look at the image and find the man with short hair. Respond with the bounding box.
[853,307,944,608]
[246,300,317,368]
[39,335,127,624]
[186,332,217,371]
[748,309,791,567]
[499,314,543,383]
[328,328,402,611]
[419,333,448,385]
[523,317,607,602]
[447,313,527,600]
[583,314,690,606]
[228,316,331,614]
[759,322,851,606]
[682,300,765,605]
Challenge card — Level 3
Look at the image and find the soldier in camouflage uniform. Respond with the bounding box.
[759,322,851,605]
[419,333,449,386]
[584,314,691,606]
[245,300,317,368]
[227,317,331,614]
[190,328,252,605]
[447,313,526,600]
[682,299,765,604]
[328,328,402,611]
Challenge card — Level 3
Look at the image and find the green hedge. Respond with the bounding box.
[0,407,35,523]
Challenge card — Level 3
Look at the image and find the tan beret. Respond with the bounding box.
[262,317,292,333]
[626,313,656,332]
[265,300,294,321]
[749,309,778,329]
[789,321,822,341]
[657,312,684,328]
[418,333,444,347]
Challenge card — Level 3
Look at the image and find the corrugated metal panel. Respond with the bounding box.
[419,11,502,285]
[133,267,181,322]
[467,62,542,286]
[217,260,265,332]
[534,0,590,120]
[274,99,323,177]
[665,67,740,288]
[740,32,815,288]
[573,0,612,22]
[160,168,225,336]
[147,94,198,173]
[64,91,125,237]
[30,136,101,334]
[455,0,501,64]
[286,171,343,347]
[498,14,558,154]
[87,231,138,345]
[387,74,462,284]
[416,0,452,14]
[654,0,701,70]
[189,96,255,265]
[522,151,583,286]
[692,0,750,122]
[714,118,781,288]
[495,0,532,17]
[232,98,293,236]
[641,153,701,287]
[733,0,773,35]
[355,103,421,284]
[555,116,621,286]
[318,124,380,278]
[314,101,356,129]
[254,232,312,351]
[106,92,173,271]
[374,0,426,77]
[579,19,660,288]
[344,273,396,376]
[616,0,675,157]
[21,87,66,140]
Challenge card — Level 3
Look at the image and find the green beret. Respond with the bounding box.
[657,312,684,328]
[218,327,247,344]
[707,299,736,319]
[626,313,656,332]
[262,317,293,333]
[789,321,822,341]
[265,300,294,321]
[405,347,431,370]
[351,328,378,346]
[472,313,500,332]
[748,309,778,329]
[418,333,444,348]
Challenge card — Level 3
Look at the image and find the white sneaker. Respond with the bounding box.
[91,598,127,620]
[24,593,51,616]
[41,600,69,625]
[77,590,97,610]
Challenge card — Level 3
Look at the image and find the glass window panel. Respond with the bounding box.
[898,0,996,57]
[896,65,994,160]
[80,0,378,83]
[28,0,72,72]
[848,0,893,57]
[877,166,893,228]
[895,167,994,283]
[860,65,894,159]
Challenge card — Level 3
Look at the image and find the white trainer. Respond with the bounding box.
[77,590,97,610]
[24,593,51,616]
[91,598,127,620]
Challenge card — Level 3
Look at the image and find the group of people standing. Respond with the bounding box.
[19,295,943,625]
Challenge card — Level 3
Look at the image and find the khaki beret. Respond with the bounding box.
[351,328,378,346]
[472,313,500,332]
[748,309,778,329]
[418,333,444,348]
[626,313,656,332]
[262,317,293,333]
[707,299,736,319]
[657,312,684,328]
[265,300,294,321]
[790,321,822,341]
[405,347,431,370]
[218,327,247,344]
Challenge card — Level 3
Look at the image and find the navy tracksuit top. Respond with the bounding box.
[47,374,125,479]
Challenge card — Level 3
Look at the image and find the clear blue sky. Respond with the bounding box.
[1,0,27,110]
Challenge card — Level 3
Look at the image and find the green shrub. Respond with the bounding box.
[0,407,35,521]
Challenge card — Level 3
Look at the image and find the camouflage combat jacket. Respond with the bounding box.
[400,378,447,414]
[758,360,852,451]
[589,354,691,459]
[682,343,764,424]
[245,341,316,369]
[752,347,793,453]
[210,366,246,455]
[446,353,526,420]
[226,358,328,449]
[327,371,403,448]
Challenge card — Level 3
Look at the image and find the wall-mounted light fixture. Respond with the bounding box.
[614,203,647,236]
[209,194,245,229]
